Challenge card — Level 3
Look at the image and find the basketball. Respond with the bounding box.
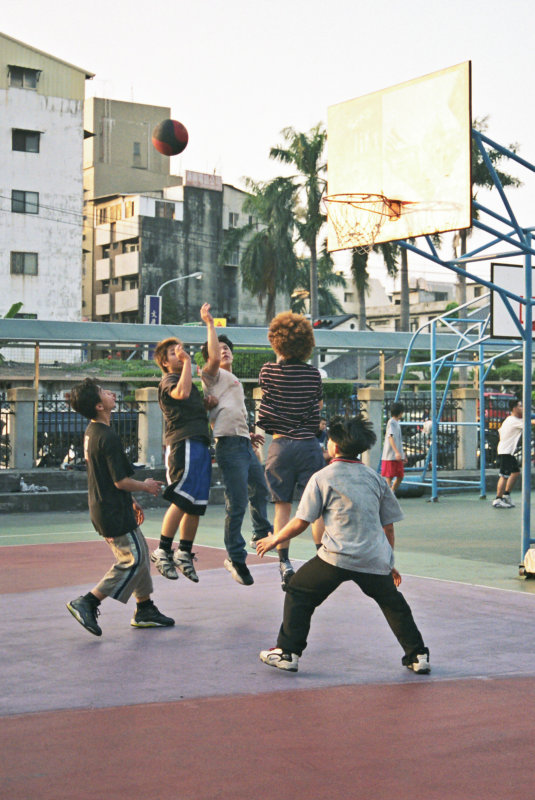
[151,119,189,156]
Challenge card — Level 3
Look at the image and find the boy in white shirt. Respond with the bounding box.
[381,402,407,494]
[201,334,272,585]
[493,398,529,508]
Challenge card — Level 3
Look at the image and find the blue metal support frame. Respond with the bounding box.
[394,130,534,564]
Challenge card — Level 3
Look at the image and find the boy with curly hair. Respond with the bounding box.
[257,311,325,590]
[256,415,430,675]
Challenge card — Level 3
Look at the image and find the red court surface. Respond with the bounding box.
[1,537,535,799]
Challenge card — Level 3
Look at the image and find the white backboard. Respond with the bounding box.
[327,61,472,250]
[491,262,534,339]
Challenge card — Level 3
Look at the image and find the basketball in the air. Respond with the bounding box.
[151,119,189,156]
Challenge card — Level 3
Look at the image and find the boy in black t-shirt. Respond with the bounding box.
[66,378,174,637]
[151,303,221,582]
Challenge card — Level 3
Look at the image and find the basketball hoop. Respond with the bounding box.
[324,193,402,253]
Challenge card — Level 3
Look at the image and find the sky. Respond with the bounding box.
[3,0,534,288]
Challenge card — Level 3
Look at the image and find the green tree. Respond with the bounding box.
[269,124,327,324]
[221,177,298,323]
[290,240,346,316]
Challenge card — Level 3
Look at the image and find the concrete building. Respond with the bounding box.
[83,98,183,319]
[0,32,93,323]
[92,173,278,325]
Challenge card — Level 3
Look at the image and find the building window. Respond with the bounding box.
[125,200,135,218]
[109,204,122,221]
[11,190,39,214]
[12,129,40,152]
[229,212,239,228]
[474,286,482,297]
[8,65,40,89]
[155,201,174,219]
[10,252,38,275]
[344,292,354,303]
[123,241,139,253]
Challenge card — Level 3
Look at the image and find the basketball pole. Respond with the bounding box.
[521,231,533,561]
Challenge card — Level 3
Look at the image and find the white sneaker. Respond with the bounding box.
[259,647,299,672]
[405,651,431,674]
[492,498,510,508]
[502,495,515,507]
[173,549,199,582]
[150,548,178,580]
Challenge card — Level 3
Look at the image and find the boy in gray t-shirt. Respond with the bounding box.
[256,415,430,675]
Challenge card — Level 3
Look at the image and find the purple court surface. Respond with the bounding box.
[1,533,535,799]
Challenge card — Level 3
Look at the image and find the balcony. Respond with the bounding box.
[95,257,111,281]
[95,293,110,316]
[114,288,139,313]
[114,250,139,277]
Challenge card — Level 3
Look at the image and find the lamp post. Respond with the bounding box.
[156,271,203,297]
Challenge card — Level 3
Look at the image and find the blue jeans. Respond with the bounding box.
[215,436,273,563]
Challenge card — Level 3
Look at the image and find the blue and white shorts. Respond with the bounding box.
[163,438,212,516]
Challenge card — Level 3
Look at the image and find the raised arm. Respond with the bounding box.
[201,302,221,377]
[256,517,310,556]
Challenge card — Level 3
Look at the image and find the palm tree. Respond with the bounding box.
[290,240,346,316]
[220,177,298,323]
[269,124,327,324]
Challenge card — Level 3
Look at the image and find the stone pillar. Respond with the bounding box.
[7,388,37,469]
[135,387,163,466]
[357,387,385,468]
[453,388,478,470]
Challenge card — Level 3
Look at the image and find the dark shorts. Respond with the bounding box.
[498,453,520,478]
[381,460,405,479]
[265,437,326,503]
[163,438,211,515]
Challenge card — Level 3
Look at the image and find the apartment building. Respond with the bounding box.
[92,172,277,326]
[0,32,92,321]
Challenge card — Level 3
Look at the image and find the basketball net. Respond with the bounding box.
[324,193,402,254]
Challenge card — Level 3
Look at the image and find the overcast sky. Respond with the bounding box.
[3,0,534,286]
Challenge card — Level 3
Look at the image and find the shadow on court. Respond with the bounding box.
[1,495,534,799]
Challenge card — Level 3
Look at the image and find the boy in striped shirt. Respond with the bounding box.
[258,312,326,589]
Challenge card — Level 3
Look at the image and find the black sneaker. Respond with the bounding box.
[279,558,295,591]
[224,558,254,585]
[249,532,270,548]
[67,595,102,637]
[131,601,175,628]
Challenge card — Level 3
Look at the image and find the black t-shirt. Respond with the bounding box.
[84,421,137,538]
[158,373,210,445]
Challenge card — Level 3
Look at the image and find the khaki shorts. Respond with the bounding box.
[95,528,153,604]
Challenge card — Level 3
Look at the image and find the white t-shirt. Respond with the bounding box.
[201,368,250,439]
[497,414,523,455]
[382,417,404,461]
[297,459,404,574]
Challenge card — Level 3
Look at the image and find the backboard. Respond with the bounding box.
[326,62,472,251]
[490,263,534,339]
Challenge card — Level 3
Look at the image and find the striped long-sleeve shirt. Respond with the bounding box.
[258,359,323,439]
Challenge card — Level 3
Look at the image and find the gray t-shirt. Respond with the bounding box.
[201,368,250,439]
[296,459,404,574]
[382,417,404,461]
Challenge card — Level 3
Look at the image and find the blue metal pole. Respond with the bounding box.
[522,232,533,561]
[430,320,438,501]
[479,340,486,499]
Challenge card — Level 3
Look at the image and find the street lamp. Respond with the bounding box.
[156,271,203,296]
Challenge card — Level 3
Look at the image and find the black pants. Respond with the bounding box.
[276,556,426,659]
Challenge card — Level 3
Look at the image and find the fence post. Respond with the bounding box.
[452,388,478,470]
[357,387,384,469]
[7,387,37,469]
[135,387,163,466]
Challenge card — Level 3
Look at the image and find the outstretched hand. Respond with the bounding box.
[391,567,402,587]
[256,534,277,557]
[144,478,165,497]
[200,303,214,326]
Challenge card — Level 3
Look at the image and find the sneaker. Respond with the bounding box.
[173,549,199,582]
[131,601,175,628]
[502,495,515,507]
[259,647,299,672]
[150,548,179,580]
[249,532,270,548]
[279,558,295,590]
[492,498,510,508]
[66,595,102,637]
[224,558,254,586]
[403,650,431,674]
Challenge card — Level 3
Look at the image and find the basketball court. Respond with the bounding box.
[1,496,535,800]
